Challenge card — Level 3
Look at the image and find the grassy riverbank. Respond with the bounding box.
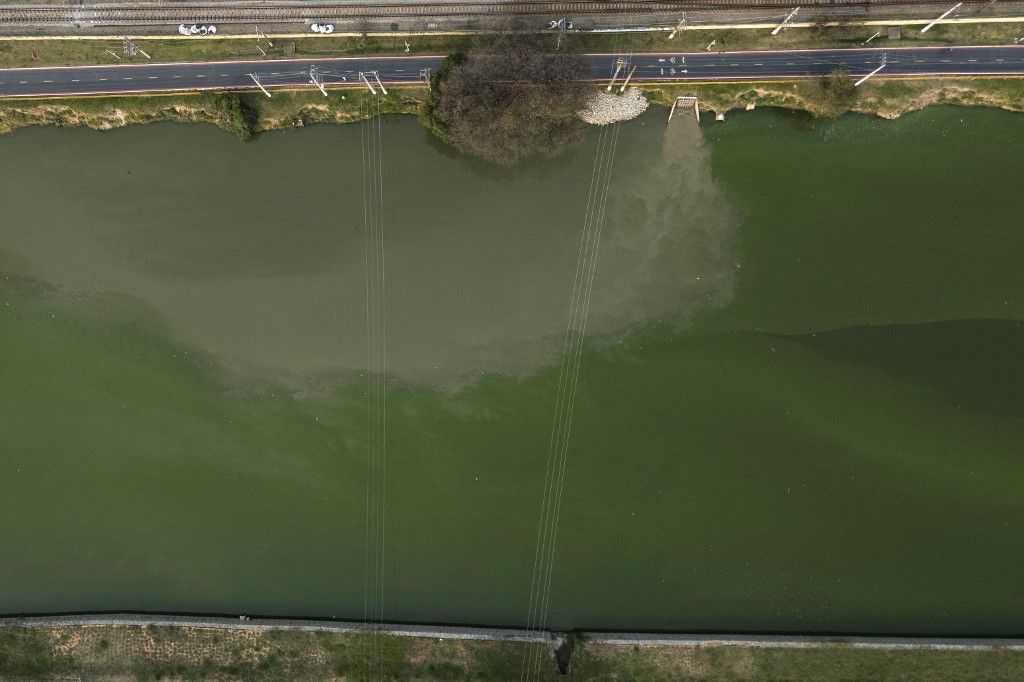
[4,625,1024,680]
[2,75,1023,141]
[645,76,1024,119]
[0,87,425,138]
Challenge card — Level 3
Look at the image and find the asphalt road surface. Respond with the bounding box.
[1,46,1023,98]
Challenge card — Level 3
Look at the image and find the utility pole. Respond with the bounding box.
[255,25,273,47]
[309,65,328,96]
[248,73,272,98]
[667,13,686,40]
[606,57,626,92]
[705,39,716,51]
[863,31,880,44]
[105,49,122,61]
[619,64,637,92]
[855,53,886,86]
[360,71,377,94]
[771,7,799,35]
[921,2,962,32]
[373,71,387,95]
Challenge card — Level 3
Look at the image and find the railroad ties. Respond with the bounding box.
[0,0,982,28]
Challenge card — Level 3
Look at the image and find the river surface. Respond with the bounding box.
[2,107,1024,634]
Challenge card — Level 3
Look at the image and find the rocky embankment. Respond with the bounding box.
[578,87,649,125]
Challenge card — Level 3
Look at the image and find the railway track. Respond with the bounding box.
[0,0,990,27]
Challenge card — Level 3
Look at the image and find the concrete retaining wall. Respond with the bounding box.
[5,614,1024,651]
[0,614,549,643]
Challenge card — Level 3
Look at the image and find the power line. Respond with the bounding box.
[520,106,624,680]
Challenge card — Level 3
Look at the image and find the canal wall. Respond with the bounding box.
[4,613,1024,651]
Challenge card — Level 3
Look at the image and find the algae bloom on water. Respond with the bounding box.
[1,105,1024,639]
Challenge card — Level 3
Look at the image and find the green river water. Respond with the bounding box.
[2,107,1024,634]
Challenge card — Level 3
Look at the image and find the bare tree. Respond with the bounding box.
[423,33,590,167]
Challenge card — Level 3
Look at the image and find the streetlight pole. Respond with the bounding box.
[855,53,887,86]
[248,73,272,98]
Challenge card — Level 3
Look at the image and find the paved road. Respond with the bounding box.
[1,46,1023,98]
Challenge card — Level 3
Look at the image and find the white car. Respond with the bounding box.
[311,23,334,34]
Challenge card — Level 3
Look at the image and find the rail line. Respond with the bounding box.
[0,0,995,27]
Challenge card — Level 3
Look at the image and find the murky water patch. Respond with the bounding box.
[0,113,735,389]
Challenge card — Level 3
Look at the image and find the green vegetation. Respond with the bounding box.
[0,628,69,679]
[426,33,589,166]
[420,51,465,145]
[642,76,1024,119]
[5,626,1024,680]
[0,626,562,680]
[573,643,1024,681]
[810,69,859,117]
[0,34,473,69]
[1,73,1024,146]
[0,86,427,138]
[213,92,257,141]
